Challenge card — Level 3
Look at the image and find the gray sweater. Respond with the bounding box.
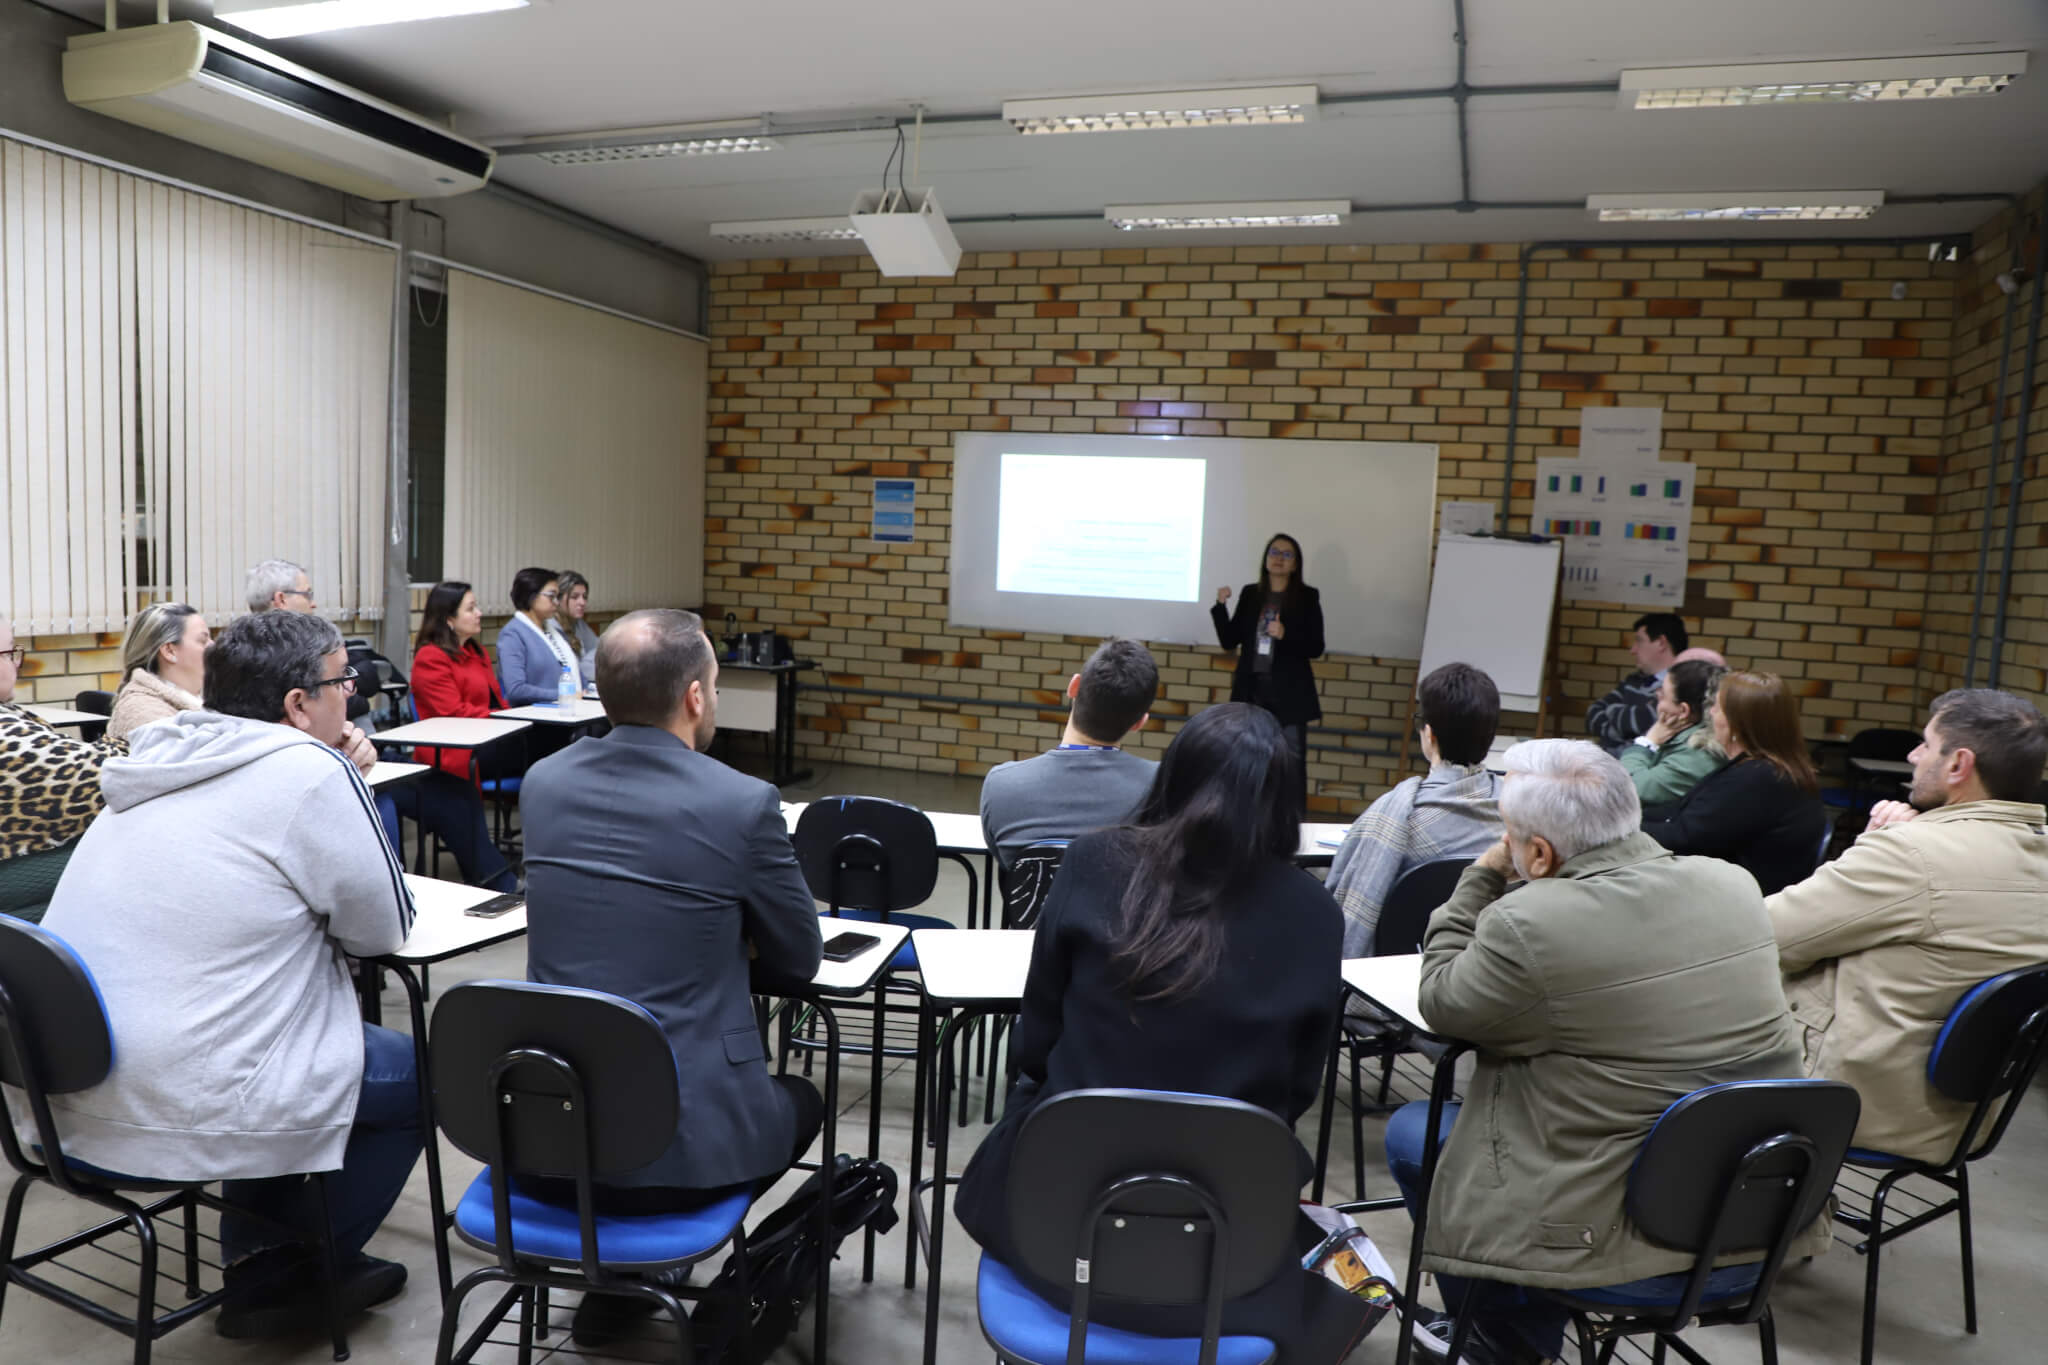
[34,712,414,1180]
[979,745,1158,871]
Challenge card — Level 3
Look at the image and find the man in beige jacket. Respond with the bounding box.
[1768,689,2048,1164]
[1389,739,1817,1365]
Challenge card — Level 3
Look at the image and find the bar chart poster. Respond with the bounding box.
[1532,454,1694,608]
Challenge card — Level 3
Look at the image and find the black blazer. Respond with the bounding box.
[1211,583,1326,726]
[520,725,823,1190]
[956,830,1342,1261]
[1640,754,1827,897]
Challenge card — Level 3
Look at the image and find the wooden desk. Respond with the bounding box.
[905,929,1035,1365]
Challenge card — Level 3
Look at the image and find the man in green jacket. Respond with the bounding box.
[1385,738,1821,1364]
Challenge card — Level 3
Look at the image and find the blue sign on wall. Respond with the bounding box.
[872,478,916,543]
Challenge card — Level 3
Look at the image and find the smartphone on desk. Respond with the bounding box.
[821,930,882,962]
[463,893,524,919]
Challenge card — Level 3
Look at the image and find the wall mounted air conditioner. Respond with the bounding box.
[63,22,494,201]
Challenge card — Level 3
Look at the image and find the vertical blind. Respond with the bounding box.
[0,134,396,633]
[442,267,705,613]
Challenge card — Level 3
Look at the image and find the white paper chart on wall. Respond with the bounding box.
[1530,407,1695,609]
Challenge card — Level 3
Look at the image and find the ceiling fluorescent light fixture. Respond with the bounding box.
[1105,200,1349,231]
[1587,191,1885,222]
[1620,53,2025,109]
[214,0,529,40]
[709,217,862,245]
[533,136,775,165]
[1004,84,1317,134]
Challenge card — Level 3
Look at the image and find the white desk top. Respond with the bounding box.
[786,800,1340,865]
[388,875,526,963]
[366,761,429,789]
[493,698,610,726]
[911,929,1034,1003]
[1850,757,1913,776]
[25,704,99,727]
[809,921,911,994]
[371,716,530,748]
[781,802,989,855]
[1483,737,1523,774]
[1300,822,1352,856]
[1340,954,1433,1036]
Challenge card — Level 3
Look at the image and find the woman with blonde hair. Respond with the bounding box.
[108,603,211,741]
[548,571,599,691]
[1641,670,1826,895]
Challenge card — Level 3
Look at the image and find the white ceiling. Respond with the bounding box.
[63,0,2048,258]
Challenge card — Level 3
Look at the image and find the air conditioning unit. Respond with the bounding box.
[63,22,493,201]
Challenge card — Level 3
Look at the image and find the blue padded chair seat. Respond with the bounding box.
[1843,1147,1917,1168]
[976,1253,1277,1365]
[828,908,951,971]
[453,1170,749,1268]
[1563,1262,1762,1309]
[481,777,521,796]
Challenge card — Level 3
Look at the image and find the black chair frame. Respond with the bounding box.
[0,969,350,1365]
[1834,967,2048,1365]
[1322,857,1474,1201]
[1526,1132,1823,1365]
[435,1044,754,1365]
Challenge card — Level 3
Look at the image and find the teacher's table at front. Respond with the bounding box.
[1335,953,1470,1365]
[903,928,1034,1365]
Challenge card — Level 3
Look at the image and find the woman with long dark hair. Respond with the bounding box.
[956,703,1368,1364]
[1213,533,1325,800]
[1641,669,1826,895]
[399,581,518,892]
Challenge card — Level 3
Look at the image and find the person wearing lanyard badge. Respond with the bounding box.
[1212,533,1324,804]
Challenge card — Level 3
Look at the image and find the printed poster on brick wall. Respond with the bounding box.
[1531,408,1695,609]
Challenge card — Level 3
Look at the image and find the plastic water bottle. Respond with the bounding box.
[557,661,578,706]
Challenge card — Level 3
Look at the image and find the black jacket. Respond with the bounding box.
[520,725,824,1190]
[1211,583,1326,726]
[1640,754,1827,897]
[956,829,1341,1259]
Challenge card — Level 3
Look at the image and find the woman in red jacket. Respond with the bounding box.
[398,582,517,891]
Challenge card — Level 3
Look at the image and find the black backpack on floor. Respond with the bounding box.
[695,1154,899,1364]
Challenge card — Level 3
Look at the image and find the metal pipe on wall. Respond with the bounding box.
[1986,208,2048,688]
[1962,228,2027,686]
[379,201,415,665]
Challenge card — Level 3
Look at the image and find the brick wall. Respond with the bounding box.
[1924,188,2048,711]
[704,236,1967,814]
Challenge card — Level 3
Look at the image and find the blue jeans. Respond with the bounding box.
[1386,1102,1571,1359]
[222,1024,423,1266]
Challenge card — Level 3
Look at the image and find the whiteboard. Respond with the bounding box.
[1416,536,1563,712]
[950,433,1439,658]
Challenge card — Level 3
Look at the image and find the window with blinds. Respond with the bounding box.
[441,267,705,613]
[0,134,397,633]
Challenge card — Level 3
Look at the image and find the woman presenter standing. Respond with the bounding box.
[1213,532,1324,801]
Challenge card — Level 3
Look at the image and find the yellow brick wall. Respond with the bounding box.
[705,239,1963,813]
[1924,188,2048,712]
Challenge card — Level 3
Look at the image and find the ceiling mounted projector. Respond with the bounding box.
[849,187,961,277]
[63,21,494,200]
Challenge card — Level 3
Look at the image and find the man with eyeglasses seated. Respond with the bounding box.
[36,610,421,1339]
[0,612,130,923]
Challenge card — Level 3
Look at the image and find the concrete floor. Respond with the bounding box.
[3,758,2045,1364]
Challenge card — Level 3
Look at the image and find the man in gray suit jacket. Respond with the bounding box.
[520,609,824,1345]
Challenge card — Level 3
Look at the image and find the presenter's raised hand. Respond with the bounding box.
[1216,586,1231,604]
[1266,619,1285,640]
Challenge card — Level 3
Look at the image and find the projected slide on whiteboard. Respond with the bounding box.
[951,433,1439,658]
[996,455,1205,601]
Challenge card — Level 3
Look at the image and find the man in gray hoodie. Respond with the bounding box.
[38,611,420,1339]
